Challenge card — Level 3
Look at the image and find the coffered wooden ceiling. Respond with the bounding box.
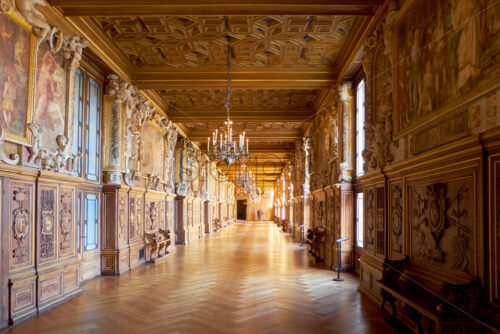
[48,0,383,184]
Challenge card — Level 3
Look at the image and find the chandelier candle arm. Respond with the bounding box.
[207,34,250,168]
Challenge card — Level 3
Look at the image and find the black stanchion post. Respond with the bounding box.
[333,237,349,282]
[300,224,305,246]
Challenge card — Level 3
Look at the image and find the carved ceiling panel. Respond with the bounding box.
[183,121,308,132]
[160,89,318,110]
[92,15,355,68]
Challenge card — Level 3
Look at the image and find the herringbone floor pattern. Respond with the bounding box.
[3,221,395,334]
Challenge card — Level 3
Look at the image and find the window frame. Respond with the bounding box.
[72,63,103,184]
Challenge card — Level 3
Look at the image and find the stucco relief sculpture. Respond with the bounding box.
[302,136,311,194]
[361,3,398,172]
[27,123,42,164]
[164,121,178,192]
[13,0,50,48]
[33,133,80,173]
[59,35,89,69]
[0,125,19,164]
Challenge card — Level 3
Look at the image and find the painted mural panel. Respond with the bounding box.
[0,13,31,140]
[35,41,67,150]
[396,0,500,133]
[141,123,164,176]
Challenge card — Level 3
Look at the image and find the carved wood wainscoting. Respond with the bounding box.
[485,129,500,327]
[307,184,353,271]
[128,188,146,269]
[358,169,386,304]
[0,169,82,327]
[357,135,500,332]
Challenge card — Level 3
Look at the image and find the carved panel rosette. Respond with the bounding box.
[39,187,57,263]
[408,173,477,278]
[59,188,74,257]
[10,183,34,270]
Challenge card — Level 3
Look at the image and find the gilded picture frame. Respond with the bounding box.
[0,9,37,145]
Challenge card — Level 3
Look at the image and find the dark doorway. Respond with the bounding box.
[237,200,247,220]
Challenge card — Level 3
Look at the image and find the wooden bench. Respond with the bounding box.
[213,218,221,231]
[379,257,481,334]
[279,218,288,232]
[305,227,326,260]
[144,229,171,262]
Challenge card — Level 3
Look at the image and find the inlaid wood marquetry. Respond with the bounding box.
[3,222,395,334]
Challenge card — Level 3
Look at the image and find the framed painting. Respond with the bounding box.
[394,0,500,136]
[0,10,36,144]
[34,39,68,150]
[141,121,165,179]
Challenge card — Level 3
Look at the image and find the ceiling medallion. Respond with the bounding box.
[207,34,249,168]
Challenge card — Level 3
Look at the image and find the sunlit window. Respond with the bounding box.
[356,192,364,248]
[356,79,365,177]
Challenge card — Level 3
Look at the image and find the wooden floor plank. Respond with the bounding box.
[1,221,395,334]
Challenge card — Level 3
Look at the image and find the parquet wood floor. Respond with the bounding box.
[2,221,395,334]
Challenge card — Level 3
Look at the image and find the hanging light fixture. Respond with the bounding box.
[207,34,249,168]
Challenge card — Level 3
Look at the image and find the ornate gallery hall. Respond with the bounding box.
[0,0,499,333]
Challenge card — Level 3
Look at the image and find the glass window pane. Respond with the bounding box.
[356,79,365,177]
[84,193,98,251]
[356,192,364,248]
[72,69,84,177]
[85,78,101,181]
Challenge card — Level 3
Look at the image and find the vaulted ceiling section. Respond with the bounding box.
[47,0,383,187]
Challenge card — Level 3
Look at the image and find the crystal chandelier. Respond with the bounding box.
[207,35,249,168]
[236,164,259,201]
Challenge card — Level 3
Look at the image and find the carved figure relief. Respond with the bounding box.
[135,197,143,238]
[129,196,136,239]
[376,187,385,255]
[366,189,375,248]
[40,188,55,259]
[59,190,72,251]
[391,184,403,254]
[147,201,158,231]
[118,193,126,242]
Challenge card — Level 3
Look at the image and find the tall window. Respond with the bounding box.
[356,79,365,177]
[72,68,102,181]
[83,193,99,251]
[73,66,102,254]
[356,192,364,248]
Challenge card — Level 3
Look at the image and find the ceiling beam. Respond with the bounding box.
[169,113,314,122]
[49,0,382,16]
[132,70,336,90]
[188,131,303,140]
